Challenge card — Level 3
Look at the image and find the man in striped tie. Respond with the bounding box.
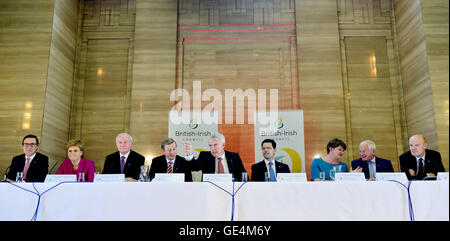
[5,134,48,182]
[183,132,247,181]
[149,138,192,182]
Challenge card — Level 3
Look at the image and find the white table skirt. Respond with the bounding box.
[0,181,448,221]
[235,181,449,221]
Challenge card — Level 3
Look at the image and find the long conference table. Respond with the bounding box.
[0,180,448,221]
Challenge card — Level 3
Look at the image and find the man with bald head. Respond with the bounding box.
[399,134,445,180]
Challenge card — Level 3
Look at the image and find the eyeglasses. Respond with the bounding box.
[23,143,38,147]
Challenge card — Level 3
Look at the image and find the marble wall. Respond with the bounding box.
[0,0,447,178]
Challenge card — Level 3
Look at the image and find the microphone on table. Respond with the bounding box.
[3,165,11,181]
[48,160,59,174]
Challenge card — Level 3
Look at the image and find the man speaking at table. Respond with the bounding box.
[182,132,247,181]
[102,133,145,182]
[149,138,192,182]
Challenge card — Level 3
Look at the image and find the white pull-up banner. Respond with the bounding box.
[254,110,305,173]
[169,110,218,156]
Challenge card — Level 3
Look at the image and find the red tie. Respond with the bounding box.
[23,157,31,181]
[217,157,225,174]
[167,161,173,173]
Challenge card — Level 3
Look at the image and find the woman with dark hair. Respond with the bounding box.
[310,138,359,181]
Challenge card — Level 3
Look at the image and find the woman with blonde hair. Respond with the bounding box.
[56,139,95,182]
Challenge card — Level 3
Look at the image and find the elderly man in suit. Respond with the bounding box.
[183,132,247,181]
[149,138,192,182]
[251,139,290,181]
[399,134,445,180]
[6,134,48,182]
[351,140,394,181]
[102,133,145,182]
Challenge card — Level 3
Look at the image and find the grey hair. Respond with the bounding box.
[359,140,376,151]
[209,132,225,144]
[116,133,133,143]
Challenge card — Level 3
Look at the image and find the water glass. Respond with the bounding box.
[77,172,85,182]
[139,165,150,182]
[241,172,248,182]
[264,172,270,182]
[16,172,24,183]
[330,165,342,181]
[319,172,325,181]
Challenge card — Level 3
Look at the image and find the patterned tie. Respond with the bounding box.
[120,156,126,174]
[23,157,31,181]
[217,157,225,174]
[418,158,424,177]
[167,161,173,173]
[268,162,276,181]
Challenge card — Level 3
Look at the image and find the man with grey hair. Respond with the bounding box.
[183,132,247,181]
[351,140,394,180]
[102,133,145,181]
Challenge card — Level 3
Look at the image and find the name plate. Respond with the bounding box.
[152,173,185,182]
[44,174,76,183]
[437,172,449,181]
[376,172,408,182]
[277,173,307,182]
[203,174,232,182]
[334,172,366,182]
[93,174,125,183]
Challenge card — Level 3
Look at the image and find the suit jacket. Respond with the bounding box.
[351,156,394,179]
[399,149,445,180]
[149,155,192,182]
[102,150,145,180]
[191,151,247,181]
[7,152,48,182]
[251,160,291,181]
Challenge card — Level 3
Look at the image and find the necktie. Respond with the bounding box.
[418,158,424,177]
[120,156,125,174]
[268,162,276,181]
[23,157,31,181]
[167,161,173,173]
[217,157,225,174]
[369,161,376,179]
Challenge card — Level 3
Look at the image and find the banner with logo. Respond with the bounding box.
[169,110,218,157]
[254,110,305,173]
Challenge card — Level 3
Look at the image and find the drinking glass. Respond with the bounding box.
[264,172,270,182]
[241,172,248,182]
[319,172,326,181]
[77,172,85,182]
[139,165,150,182]
[16,172,24,183]
[330,165,342,181]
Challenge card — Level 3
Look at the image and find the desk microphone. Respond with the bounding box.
[49,160,59,174]
[3,165,11,181]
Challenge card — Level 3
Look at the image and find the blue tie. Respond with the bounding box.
[269,162,276,181]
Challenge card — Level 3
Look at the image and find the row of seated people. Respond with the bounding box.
[4,132,446,182]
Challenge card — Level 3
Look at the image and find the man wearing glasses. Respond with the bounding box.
[5,134,48,182]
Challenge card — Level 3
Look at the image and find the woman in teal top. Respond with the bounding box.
[310,138,361,181]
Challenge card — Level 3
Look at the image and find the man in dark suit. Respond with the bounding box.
[351,140,394,180]
[251,139,290,181]
[6,134,48,182]
[149,138,192,182]
[183,132,247,181]
[399,134,445,180]
[102,133,145,181]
